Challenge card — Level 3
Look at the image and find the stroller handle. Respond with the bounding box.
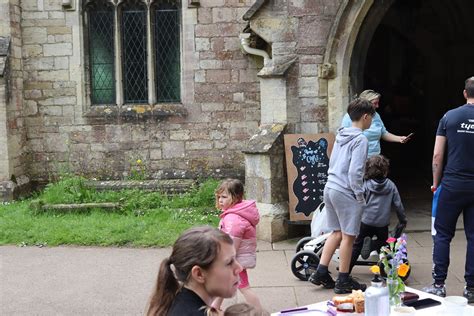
[392,222,407,239]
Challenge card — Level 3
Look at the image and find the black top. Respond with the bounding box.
[167,287,208,316]
[436,104,474,191]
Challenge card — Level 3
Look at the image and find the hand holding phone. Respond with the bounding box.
[402,132,415,143]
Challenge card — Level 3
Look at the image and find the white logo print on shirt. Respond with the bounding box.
[458,119,474,133]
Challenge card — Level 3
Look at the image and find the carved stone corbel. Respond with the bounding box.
[318,62,336,79]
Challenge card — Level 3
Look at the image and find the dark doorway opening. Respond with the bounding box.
[353,0,474,210]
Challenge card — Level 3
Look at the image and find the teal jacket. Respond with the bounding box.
[341,112,387,157]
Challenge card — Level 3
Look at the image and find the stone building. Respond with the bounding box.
[1,0,473,240]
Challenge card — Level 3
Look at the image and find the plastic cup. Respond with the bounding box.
[392,306,416,316]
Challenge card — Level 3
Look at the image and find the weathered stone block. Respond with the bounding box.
[39,105,63,116]
[300,63,318,77]
[212,8,234,23]
[218,23,241,37]
[233,92,244,102]
[289,0,324,16]
[43,133,68,152]
[186,140,213,150]
[48,11,65,19]
[162,141,185,158]
[239,69,258,83]
[195,38,210,51]
[199,0,225,7]
[22,11,48,19]
[195,70,206,82]
[256,202,288,242]
[210,130,224,140]
[43,43,72,56]
[21,0,38,11]
[24,100,38,116]
[53,34,72,43]
[298,16,332,48]
[44,0,62,11]
[24,89,43,100]
[23,45,43,58]
[195,24,220,37]
[24,57,54,71]
[206,69,231,82]
[22,27,47,44]
[199,59,222,69]
[36,70,69,81]
[201,103,224,112]
[245,155,272,179]
[298,76,318,97]
[47,26,71,35]
[53,57,69,69]
[150,149,162,160]
[54,96,76,105]
[198,8,212,24]
[224,36,240,51]
[170,130,191,140]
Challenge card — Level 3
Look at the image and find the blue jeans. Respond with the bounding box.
[432,186,474,287]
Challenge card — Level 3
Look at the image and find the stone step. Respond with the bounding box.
[83,179,197,194]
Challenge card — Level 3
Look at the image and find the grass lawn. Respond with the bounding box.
[0,178,220,247]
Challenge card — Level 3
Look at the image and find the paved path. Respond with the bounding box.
[1,207,470,315]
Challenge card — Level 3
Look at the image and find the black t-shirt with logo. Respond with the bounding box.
[436,104,474,191]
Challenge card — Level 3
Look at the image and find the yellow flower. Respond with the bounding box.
[398,263,410,277]
[370,265,380,274]
[136,159,142,164]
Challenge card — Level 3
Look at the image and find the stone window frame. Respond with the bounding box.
[81,0,187,118]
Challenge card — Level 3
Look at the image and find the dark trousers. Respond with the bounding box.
[433,186,474,287]
[349,222,388,273]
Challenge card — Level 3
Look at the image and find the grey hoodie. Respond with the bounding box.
[362,178,407,227]
[325,127,368,203]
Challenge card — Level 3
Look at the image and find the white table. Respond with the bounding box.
[271,287,474,315]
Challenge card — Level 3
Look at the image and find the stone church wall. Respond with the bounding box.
[20,0,262,181]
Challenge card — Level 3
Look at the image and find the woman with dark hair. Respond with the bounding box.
[147,226,242,316]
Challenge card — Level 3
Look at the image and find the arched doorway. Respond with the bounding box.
[327,0,474,210]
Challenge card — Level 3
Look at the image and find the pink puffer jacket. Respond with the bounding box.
[219,200,260,269]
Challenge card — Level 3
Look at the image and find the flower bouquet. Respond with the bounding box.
[371,234,410,307]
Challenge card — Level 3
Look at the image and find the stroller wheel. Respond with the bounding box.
[291,250,320,281]
[295,236,315,253]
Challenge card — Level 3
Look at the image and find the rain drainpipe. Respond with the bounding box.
[239,33,270,66]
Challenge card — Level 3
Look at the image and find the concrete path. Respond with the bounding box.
[1,208,470,315]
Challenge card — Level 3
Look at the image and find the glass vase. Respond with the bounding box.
[387,278,402,307]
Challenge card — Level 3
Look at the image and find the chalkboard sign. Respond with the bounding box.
[284,133,335,221]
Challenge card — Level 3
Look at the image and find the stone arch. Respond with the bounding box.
[323,0,394,132]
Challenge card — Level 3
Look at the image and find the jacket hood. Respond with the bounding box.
[336,127,363,146]
[365,178,391,194]
[220,200,260,226]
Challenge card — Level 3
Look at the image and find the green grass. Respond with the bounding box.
[0,178,220,247]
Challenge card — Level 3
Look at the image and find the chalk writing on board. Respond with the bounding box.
[291,137,329,216]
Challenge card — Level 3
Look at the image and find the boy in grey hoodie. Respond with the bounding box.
[309,98,375,294]
[349,155,407,273]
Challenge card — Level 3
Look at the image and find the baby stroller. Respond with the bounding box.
[290,204,410,281]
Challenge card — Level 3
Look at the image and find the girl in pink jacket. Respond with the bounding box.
[212,179,262,311]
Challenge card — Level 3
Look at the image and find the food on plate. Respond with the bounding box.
[350,290,365,313]
[332,290,365,313]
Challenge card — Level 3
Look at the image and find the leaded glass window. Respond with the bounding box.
[84,0,181,106]
[121,1,148,104]
[86,0,115,105]
[154,0,180,102]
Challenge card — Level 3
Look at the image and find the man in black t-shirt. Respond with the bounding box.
[423,77,474,303]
